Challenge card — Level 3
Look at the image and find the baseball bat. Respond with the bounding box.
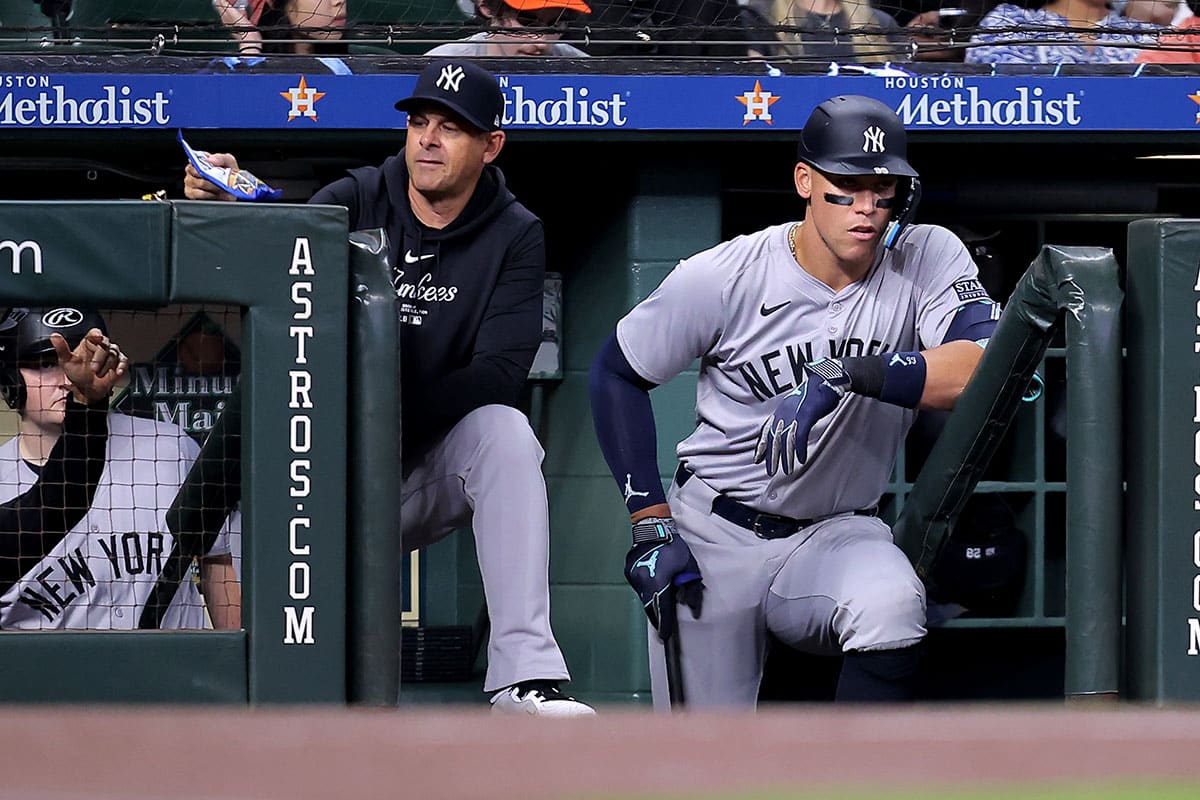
[665,594,686,709]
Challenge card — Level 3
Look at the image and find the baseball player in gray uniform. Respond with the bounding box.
[589,95,1001,709]
[0,307,240,631]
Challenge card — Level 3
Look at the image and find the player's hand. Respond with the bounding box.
[753,358,848,477]
[52,329,128,404]
[184,152,241,201]
[624,517,704,643]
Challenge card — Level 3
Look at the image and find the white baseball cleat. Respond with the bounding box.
[489,681,596,717]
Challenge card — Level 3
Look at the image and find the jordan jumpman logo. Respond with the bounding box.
[624,474,650,503]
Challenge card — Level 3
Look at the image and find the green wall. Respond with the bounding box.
[541,166,722,705]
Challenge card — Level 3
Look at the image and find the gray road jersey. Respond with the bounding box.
[616,222,987,519]
[0,412,234,630]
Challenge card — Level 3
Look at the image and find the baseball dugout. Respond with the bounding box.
[0,200,355,704]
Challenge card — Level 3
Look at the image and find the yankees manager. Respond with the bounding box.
[186,60,592,715]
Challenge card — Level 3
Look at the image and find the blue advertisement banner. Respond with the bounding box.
[0,71,1197,131]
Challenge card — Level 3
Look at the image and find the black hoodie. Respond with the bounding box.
[311,150,545,467]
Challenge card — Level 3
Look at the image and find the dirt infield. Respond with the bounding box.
[5,704,1200,799]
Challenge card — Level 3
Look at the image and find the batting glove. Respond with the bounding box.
[624,516,704,643]
[753,358,849,477]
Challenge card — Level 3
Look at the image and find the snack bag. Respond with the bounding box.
[179,130,282,201]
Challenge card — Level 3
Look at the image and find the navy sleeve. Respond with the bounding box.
[588,331,667,515]
[943,300,1001,345]
[309,175,360,226]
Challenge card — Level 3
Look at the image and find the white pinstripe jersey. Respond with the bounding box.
[616,222,993,519]
[0,412,235,630]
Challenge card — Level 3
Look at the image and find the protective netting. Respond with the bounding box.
[0,304,241,631]
[3,0,1200,64]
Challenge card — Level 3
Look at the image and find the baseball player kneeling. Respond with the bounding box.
[589,95,1001,710]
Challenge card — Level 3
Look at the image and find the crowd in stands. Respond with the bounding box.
[0,0,1182,64]
[203,0,1200,65]
[426,0,592,57]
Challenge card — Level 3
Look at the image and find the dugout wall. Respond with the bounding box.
[0,200,349,704]
[1125,219,1200,703]
[0,123,1199,704]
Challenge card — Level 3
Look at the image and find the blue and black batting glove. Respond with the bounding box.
[753,358,848,477]
[624,516,704,643]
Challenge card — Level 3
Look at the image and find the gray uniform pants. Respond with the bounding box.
[648,470,926,710]
[401,404,570,693]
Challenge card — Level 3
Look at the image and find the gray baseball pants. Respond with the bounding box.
[401,404,570,693]
[647,470,926,710]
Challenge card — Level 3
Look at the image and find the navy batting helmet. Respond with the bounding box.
[797,95,921,248]
[0,306,107,410]
[797,95,917,178]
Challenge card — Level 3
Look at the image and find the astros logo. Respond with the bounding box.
[737,80,780,126]
[1190,90,1200,124]
[281,76,326,122]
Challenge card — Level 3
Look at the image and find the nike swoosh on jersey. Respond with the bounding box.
[404,250,435,264]
[760,301,791,317]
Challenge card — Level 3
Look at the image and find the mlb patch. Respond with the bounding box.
[953,279,988,302]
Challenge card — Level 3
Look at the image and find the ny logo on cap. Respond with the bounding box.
[436,64,466,93]
[862,125,886,153]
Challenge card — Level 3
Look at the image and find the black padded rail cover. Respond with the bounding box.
[894,244,1097,581]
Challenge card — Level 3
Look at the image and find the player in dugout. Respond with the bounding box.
[0,314,122,616]
[183,60,594,716]
[0,307,241,631]
[589,95,1001,709]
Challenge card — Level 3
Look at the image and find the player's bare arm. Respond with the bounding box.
[919,339,986,409]
[200,553,242,630]
[632,503,671,523]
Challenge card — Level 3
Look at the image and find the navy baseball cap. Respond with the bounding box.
[395,60,504,133]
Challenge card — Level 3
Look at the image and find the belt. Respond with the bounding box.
[673,463,877,541]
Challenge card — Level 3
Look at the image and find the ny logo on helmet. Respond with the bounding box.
[0,240,41,275]
[436,65,466,93]
[862,125,886,154]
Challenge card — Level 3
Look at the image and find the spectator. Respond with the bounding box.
[903,3,988,62]
[1134,0,1200,61]
[1126,0,1193,25]
[427,0,592,56]
[0,307,240,631]
[965,0,1159,64]
[183,60,594,716]
[1136,15,1200,60]
[750,0,904,64]
[212,0,347,56]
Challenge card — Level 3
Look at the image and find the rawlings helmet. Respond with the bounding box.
[0,306,107,410]
[796,95,922,248]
